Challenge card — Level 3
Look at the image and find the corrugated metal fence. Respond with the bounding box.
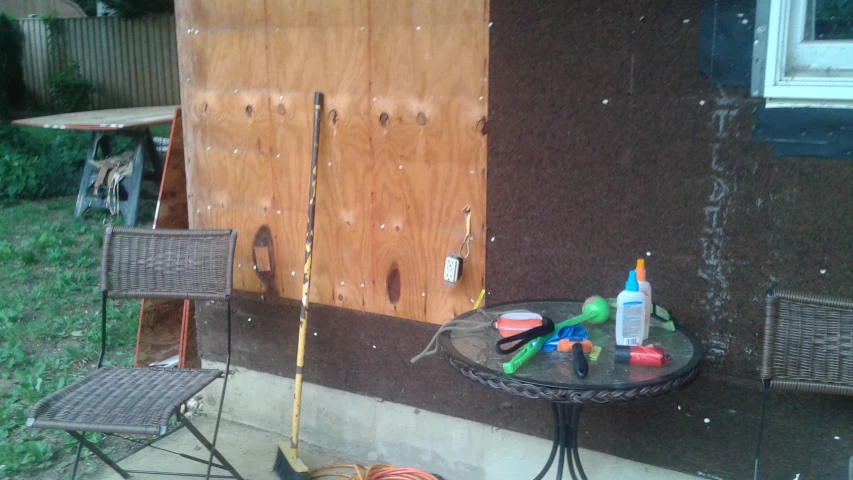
[18,15,180,109]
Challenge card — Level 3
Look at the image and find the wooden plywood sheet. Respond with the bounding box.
[13,106,178,130]
[135,299,182,366]
[135,108,199,368]
[265,3,372,310]
[153,109,189,229]
[368,0,489,321]
[176,0,488,324]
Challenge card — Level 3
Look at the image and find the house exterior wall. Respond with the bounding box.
[195,0,853,478]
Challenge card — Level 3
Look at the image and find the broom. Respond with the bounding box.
[274,91,323,480]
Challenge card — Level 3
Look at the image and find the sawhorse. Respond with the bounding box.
[74,129,163,226]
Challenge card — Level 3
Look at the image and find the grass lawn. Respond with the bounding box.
[0,198,141,479]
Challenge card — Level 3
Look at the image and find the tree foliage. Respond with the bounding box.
[0,14,26,120]
[48,64,95,113]
[72,0,98,16]
[98,0,174,18]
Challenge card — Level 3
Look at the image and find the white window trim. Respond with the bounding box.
[763,0,853,108]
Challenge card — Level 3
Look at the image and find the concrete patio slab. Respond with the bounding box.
[86,363,701,480]
[88,417,359,480]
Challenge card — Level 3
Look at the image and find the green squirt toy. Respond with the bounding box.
[502,297,611,375]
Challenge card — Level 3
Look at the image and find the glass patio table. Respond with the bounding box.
[438,299,703,480]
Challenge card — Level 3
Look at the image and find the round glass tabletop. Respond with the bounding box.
[439,300,703,392]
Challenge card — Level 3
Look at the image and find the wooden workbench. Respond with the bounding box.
[14,106,178,225]
[13,106,177,131]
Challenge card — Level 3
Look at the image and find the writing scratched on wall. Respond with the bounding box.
[699,90,739,361]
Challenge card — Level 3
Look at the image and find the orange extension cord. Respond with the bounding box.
[309,464,440,480]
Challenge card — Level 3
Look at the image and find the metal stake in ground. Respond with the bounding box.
[274,92,323,480]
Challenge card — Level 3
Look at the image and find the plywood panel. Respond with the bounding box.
[186,31,270,91]
[182,0,267,29]
[191,206,283,295]
[265,0,368,29]
[265,2,372,310]
[183,92,276,159]
[176,0,488,324]
[135,109,200,369]
[368,0,489,322]
[153,108,189,229]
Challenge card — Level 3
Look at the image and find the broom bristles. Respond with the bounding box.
[273,443,308,480]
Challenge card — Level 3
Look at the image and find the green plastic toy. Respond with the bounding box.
[502,297,611,375]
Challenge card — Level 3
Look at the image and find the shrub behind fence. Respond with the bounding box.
[18,15,179,110]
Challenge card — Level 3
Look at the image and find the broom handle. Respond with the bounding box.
[290,91,323,456]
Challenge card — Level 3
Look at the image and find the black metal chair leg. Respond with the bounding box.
[206,394,227,480]
[205,302,236,480]
[69,441,83,480]
[68,431,130,479]
[534,403,562,480]
[754,384,770,480]
[178,414,244,480]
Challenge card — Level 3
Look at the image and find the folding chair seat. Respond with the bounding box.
[26,227,242,480]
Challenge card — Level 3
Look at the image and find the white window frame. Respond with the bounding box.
[763,0,853,108]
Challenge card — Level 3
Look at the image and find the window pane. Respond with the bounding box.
[806,0,853,40]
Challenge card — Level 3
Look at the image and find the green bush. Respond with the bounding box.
[48,64,95,113]
[71,0,98,16]
[0,126,88,201]
[98,0,174,18]
[0,145,39,200]
[0,14,26,119]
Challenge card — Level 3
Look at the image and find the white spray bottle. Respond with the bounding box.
[636,259,652,340]
[616,270,645,346]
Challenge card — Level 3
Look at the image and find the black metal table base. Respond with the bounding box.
[534,403,588,480]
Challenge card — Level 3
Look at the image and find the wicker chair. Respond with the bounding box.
[754,289,853,480]
[26,227,242,480]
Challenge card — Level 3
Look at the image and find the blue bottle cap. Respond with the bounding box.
[625,270,639,292]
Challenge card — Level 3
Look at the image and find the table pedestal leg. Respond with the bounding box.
[534,403,588,480]
[568,404,588,480]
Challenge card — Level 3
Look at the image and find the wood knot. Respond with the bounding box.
[379,112,389,127]
[245,105,253,118]
[386,264,401,304]
[277,104,286,116]
[477,116,488,135]
[337,293,344,301]
[329,109,339,125]
[202,102,209,113]
[416,112,427,126]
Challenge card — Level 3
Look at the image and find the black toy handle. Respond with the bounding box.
[494,316,555,355]
[572,342,589,378]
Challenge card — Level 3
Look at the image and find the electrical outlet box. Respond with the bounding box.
[444,254,463,286]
